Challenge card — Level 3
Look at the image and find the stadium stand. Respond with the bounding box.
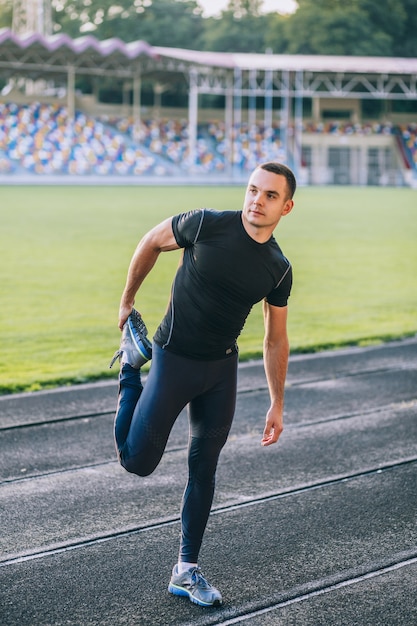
[400,123,417,170]
[0,102,168,176]
[0,100,416,183]
[111,117,284,172]
[0,103,286,176]
[0,30,416,184]
[302,121,395,136]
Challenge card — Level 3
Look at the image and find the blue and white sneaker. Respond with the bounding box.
[168,565,222,607]
[109,308,152,369]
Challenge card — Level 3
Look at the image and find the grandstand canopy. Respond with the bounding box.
[1,28,416,175]
[1,28,417,92]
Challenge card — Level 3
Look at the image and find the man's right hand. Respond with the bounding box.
[118,303,133,330]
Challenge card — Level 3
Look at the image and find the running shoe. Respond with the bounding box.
[109,308,152,369]
[168,565,223,607]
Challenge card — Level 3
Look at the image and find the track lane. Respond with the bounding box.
[1,464,416,625]
[210,557,417,625]
[2,402,416,562]
[1,337,416,429]
[1,340,416,624]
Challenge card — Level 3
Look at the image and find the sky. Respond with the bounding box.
[197,0,298,18]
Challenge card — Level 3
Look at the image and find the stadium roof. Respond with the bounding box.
[154,46,417,75]
[0,28,156,79]
[1,28,417,80]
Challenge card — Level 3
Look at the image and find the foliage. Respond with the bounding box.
[51,0,205,48]
[0,0,416,56]
[0,0,12,29]
[226,0,263,18]
[390,0,417,57]
[48,0,417,57]
[200,12,269,53]
[281,0,414,57]
[277,3,391,56]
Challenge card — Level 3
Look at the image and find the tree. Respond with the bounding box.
[226,0,263,18]
[361,0,406,40]
[201,14,268,52]
[263,12,292,55]
[389,0,417,57]
[276,1,391,55]
[269,0,417,57]
[0,0,13,29]
[1,0,416,58]
[53,0,205,48]
[199,0,272,53]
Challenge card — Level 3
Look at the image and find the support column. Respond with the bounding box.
[234,67,242,172]
[249,69,257,128]
[264,67,273,161]
[360,145,368,185]
[312,97,320,123]
[293,70,303,179]
[122,81,130,119]
[234,67,242,128]
[188,68,198,171]
[280,69,291,166]
[67,65,75,119]
[264,68,273,130]
[225,75,234,177]
[132,72,141,141]
[93,78,99,104]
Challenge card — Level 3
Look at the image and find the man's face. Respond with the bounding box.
[242,168,294,235]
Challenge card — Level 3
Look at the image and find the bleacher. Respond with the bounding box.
[108,117,285,173]
[400,123,417,170]
[0,101,416,182]
[0,102,161,176]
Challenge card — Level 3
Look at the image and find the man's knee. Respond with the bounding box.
[119,448,160,477]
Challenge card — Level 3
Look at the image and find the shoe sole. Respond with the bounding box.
[127,317,152,361]
[168,583,222,607]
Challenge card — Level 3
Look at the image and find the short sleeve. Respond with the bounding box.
[172,209,205,248]
[266,263,292,307]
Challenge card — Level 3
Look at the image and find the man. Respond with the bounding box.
[110,161,296,607]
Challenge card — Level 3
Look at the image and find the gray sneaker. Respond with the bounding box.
[109,308,152,369]
[168,565,222,607]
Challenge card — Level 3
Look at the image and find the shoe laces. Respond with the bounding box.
[109,349,121,369]
[189,567,211,589]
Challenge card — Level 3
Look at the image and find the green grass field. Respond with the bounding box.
[1,184,416,394]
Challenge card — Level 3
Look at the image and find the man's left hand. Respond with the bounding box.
[261,406,284,446]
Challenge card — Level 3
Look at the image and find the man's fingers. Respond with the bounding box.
[261,424,283,446]
[118,304,133,330]
[261,427,274,446]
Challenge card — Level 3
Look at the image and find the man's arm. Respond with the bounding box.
[261,300,290,446]
[118,217,180,329]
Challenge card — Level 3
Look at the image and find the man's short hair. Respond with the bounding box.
[257,162,297,199]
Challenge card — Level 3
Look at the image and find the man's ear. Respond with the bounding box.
[283,200,294,216]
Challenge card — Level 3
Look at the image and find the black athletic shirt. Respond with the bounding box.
[153,209,292,360]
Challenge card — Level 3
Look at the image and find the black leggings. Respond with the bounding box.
[114,343,238,563]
